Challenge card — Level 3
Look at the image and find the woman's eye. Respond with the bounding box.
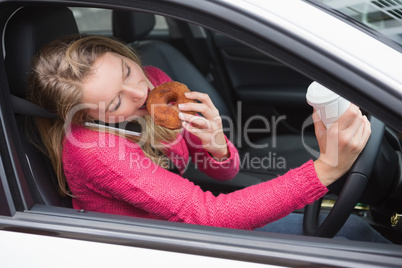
[109,95,121,112]
[126,64,131,78]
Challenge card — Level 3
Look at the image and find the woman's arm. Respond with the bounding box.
[178,91,230,161]
[144,65,240,180]
[64,128,326,230]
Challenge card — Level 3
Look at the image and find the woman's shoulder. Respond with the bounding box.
[143,66,172,86]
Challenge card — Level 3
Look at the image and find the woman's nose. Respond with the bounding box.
[127,87,146,100]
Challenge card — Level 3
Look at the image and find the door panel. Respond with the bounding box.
[213,33,314,139]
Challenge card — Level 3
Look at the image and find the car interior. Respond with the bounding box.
[1,4,402,244]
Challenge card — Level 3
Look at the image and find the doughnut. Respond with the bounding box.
[146,81,196,129]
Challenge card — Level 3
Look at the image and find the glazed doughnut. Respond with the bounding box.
[146,81,197,130]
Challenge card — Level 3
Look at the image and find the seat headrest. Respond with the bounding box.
[112,11,155,43]
[4,6,79,98]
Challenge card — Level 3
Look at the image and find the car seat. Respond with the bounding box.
[112,11,319,179]
[4,6,80,207]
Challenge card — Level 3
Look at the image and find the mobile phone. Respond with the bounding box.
[84,121,142,136]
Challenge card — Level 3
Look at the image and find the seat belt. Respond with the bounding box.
[11,94,57,119]
[175,20,213,81]
[174,20,239,137]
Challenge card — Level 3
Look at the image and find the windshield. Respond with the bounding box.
[311,0,402,48]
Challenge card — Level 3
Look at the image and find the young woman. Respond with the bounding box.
[28,35,388,243]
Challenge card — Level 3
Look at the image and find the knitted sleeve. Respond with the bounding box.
[144,65,239,180]
[63,126,328,230]
[182,131,239,180]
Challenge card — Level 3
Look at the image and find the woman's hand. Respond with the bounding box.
[313,104,371,186]
[178,91,229,161]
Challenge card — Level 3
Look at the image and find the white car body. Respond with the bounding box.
[1,0,402,267]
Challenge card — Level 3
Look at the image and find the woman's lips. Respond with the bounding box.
[139,100,147,109]
[139,88,151,109]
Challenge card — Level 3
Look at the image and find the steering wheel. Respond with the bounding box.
[303,116,385,238]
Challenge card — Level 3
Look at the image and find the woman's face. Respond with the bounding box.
[81,52,154,123]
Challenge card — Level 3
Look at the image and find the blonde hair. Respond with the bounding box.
[28,35,178,196]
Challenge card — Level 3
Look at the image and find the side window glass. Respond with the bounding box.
[320,0,402,46]
[69,7,168,34]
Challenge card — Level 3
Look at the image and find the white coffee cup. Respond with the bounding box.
[306,81,351,129]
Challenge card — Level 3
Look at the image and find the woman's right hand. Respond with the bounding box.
[313,104,371,186]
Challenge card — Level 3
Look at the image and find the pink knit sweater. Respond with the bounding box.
[63,66,328,230]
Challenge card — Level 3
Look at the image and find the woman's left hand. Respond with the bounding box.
[178,91,229,161]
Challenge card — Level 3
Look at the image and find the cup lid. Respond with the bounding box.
[306,81,339,105]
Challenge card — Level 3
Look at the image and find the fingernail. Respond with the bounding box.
[178,103,185,109]
[178,112,184,119]
[184,92,191,97]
